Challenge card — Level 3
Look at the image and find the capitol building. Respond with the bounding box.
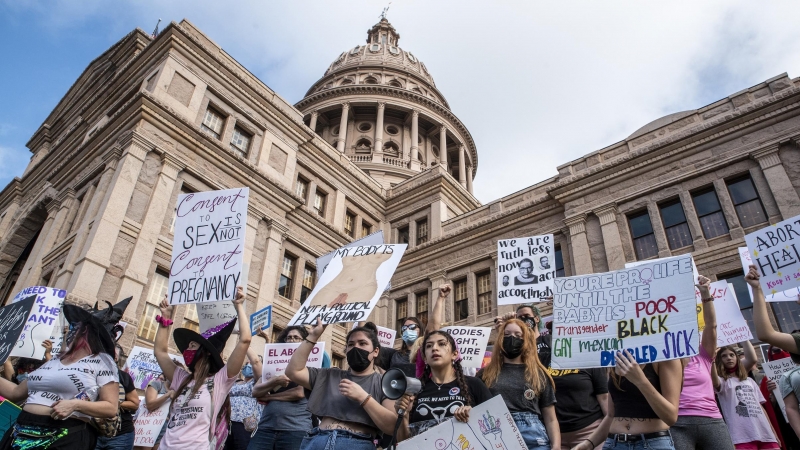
[1,18,800,361]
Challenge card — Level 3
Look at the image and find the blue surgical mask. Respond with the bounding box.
[241,364,253,378]
[401,329,418,345]
[16,373,28,383]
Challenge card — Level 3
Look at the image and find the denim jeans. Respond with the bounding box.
[512,411,550,450]
[95,431,135,450]
[247,428,307,450]
[603,435,675,450]
[299,428,376,450]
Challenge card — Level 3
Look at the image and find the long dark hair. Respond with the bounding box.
[277,326,308,343]
[347,322,381,351]
[59,322,104,360]
[173,347,230,429]
[420,330,472,405]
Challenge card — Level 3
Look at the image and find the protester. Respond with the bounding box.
[760,346,798,450]
[249,326,312,450]
[139,373,175,450]
[478,318,559,450]
[286,319,397,449]
[96,344,140,450]
[670,275,736,450]
[713,342,780,449]
[495,303,551,366]
[153,286,252,450]
[225,348,263,450]
[0,298,130,449]
[394,330,493,441]
[2,340,53,385]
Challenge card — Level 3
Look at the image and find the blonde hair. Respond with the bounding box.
[480,319,553,396]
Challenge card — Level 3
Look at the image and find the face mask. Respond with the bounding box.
[182,349,198,367]
[346,347,373,372]
[241,365,253,378]
[16,373,28,383]
[401,329,418,345]
[502,336,524,359]
[522,317,537,330]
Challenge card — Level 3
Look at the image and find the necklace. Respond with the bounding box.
[432,380,447,390]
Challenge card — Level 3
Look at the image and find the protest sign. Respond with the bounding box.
[376,325,396,348]
[289,244,406,325]
[262,342,325,381]
[496,235,555,305]
[763,357,796,421]
[250,305,272,336]
[627,256,701,303]
[133,395,171,447]
[696,280,729,332]
[47,312,65,355]
[551,254,698,369]
[168,187,249,305]
[713,284,753,346]
[441,326,491,369]
[0,297,37,365]
[397,395,527,450]
[744,216,800,296]
[10,286,64,359]
[738,247,799,302]
[317,231,384,275]
[198,302,238,334]
[123,346,184,390]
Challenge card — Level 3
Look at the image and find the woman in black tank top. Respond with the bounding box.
[570,351,683,450]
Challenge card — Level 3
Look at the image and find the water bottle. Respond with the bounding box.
[74,386,99,401]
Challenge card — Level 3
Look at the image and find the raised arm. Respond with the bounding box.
[697,275,718,357]
[154,298,178,382]
[711,356,721,391]
[286,318,325,390]
[749,265,800,352]
[226,286,253,379]
[247,347,262,380]
[740,340,758,373]
[427,284,450,333]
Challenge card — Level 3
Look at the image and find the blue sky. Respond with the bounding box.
[1,1,799,203]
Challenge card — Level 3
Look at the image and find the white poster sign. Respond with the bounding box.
[262,342,325,381]
[496,235,555,305]
[198,302,238,334]
[48,311,65,356]
[133,395,171,447]
[168,187,249,305]
[317,231,384,275]
[627,255,701,303]
[397,395,527,450]
[376,325,396,348]
[744,217,800,297]
[123,346,184,390]
[249,305,272,336]
[551,254,698,369]
[11,286,64,359]
[763,357,797,422]
[441,326,491,369]
[715,284,753,346]
[738,247,800,302]
[289,244,406,325]
[696,280,729,333]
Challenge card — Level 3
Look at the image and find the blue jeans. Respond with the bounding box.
[299,428,376,450]
[512,411,549,450]
[247,428,306,450]
[603,435,675,449]
[95,431,135,450]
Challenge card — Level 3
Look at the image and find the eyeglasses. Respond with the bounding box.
[401,324,418,332]
[285,336,303,342]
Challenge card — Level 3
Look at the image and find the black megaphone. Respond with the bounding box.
[381,368,422,415]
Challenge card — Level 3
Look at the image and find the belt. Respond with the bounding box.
[608,430,670,442]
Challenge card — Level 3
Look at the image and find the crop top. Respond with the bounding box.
[607,363,661,419]
[25,353,119,419]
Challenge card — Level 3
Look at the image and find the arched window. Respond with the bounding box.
[340,78,354,86]
[383,142,399,156]
[388,79,402,88]
[364,76,378,85]
[355,139,372,153]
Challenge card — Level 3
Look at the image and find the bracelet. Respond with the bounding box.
[701,296,714,303]
[584,438,596,448]
[303,337,317,345]
[155,315,173,327]
[360,394,372,407]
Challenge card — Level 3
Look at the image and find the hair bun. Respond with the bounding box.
[362,322,378,333]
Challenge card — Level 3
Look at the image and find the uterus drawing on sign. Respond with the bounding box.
[308,253,392,308]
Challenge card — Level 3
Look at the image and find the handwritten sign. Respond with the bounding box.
[397,395,527,450]
[317,231,385,276]
[441,326,491,369]
[714,284,753,346]
[289,244,406,325]
[123,346,184,390]
[133,395,170,447]
[168,187,249,305]
[0,297,36,364]
[262,342,325,381]
[696,280,729,333]
[11,286,64,359]
[250,305,272,336]
[738,247,799,302]
[763,357,797,421]
[627,256,701,303]
[48,312,65,355]
[496,235,555,305]
[744,216,800,296]
[551,254,698,369]
[198,302,238,334]
[376,325,396,348]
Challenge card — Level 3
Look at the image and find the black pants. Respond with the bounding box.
[0,410,96,449]
[223,422,252,450]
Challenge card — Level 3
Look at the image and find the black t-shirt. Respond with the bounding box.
[376,347,416,378]
[118,370,136,435]
[408,376,493,436]
[537,334,552,368]
[550,368,608,433]
[477,363,556,416]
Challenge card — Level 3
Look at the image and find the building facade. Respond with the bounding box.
[1,18,800,362]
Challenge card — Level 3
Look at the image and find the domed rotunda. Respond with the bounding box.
[295,18,477,192]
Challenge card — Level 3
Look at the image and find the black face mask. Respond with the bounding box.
[502,336,524,359]
[520,317,537,330]
[347,347,373,372]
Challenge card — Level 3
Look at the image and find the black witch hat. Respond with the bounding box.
[174,320,236,374]
[62,296,132,356]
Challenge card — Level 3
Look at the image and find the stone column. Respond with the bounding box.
[309,110,319,133]
[0,199,21,239]
[409,110,421,171]
[646,201,671,257]
[564,215,593,275]
[430,198,448,239]
[336,103,350,153]
[372,102,385,163]
[596,204,626,270]
[56,189,80,242]
[713,179,744,239]
[12,199,62,291]
[255,220,288,312]
[439,126,448,170]
[466,165,474,194]
[332,189,346,231]
[753,144,800,219]
[458,145,467,188]
[678,190,707,250]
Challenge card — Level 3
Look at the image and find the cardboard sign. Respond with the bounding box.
[262,342,325,381]
[714,283,753,346]
[738,247,799,302]
[763,357,796,422]
[397,395,527,450]
[11,286,64,359]
[123,346,185,390]
[376,325,396,348]
[198,302,238,334]
[317,231,385,275]
[551,254,698,369]
[133,395,171,447]
[745,216,800,296]
[289,244,406,325]
[168,187,249,305]
[441,326,491,369]
[250,305,272,336]
[48,311,65,355]
[496,235,555,305]
[696,280,729,332]
[0,297,36,364]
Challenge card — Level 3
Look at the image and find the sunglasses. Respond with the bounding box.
[401,324,418,332]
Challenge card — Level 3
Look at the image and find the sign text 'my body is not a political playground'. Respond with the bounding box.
[551,255,698,369]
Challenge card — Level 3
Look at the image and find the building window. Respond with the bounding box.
[296,178,308,200]
[332,354,344,369]
[300,266,315,303]
[659,199,692,250]
[397,226,409,244]
[416,291,429,330]
[396,298,408,334]
[201,107,224,139]
[727,175,767,228]
[416,220,428,245]
[628,210,658,260]
[314,191,327,217]
[183,304,199,332]
[554,246,565,277]
[137,270,169,341]
[344,212,356,237]
[454,279,468,321]
[692,188,729,239]
[278,254,296,298]
[230,126,251,157]
[361,221,372,237]
[476,271,492,315]
[271,326,283,343]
